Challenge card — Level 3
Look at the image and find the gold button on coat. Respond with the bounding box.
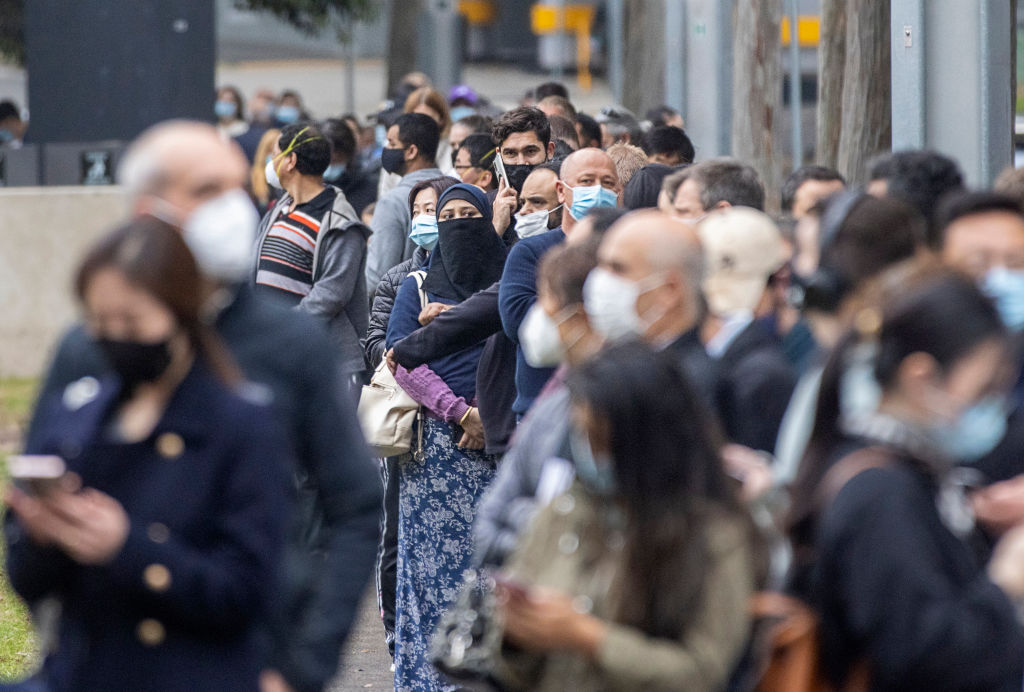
[143,564,172,592]
[136,618,165,646]
[155,433,185,458]
[147,523,170,544]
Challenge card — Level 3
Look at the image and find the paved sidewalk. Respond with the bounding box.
[328,588,395,691]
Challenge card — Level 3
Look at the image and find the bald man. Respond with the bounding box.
[27,120,379,692]
[500,147,621,416]
[585,209,716,402]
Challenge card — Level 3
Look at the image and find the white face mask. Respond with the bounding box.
[515,205,562,239]
[264,157,283,190]
[183,188,260,282]
[519,303,568,367]
[583,267,665,342]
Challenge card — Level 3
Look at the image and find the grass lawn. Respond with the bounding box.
[0,378,39,681]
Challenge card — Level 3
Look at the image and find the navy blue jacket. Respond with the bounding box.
[25,286,380,692]
[8,364,292,692]
[498,228,565,414]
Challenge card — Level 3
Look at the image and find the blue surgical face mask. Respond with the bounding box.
[839,344,882,423]
[409,214,439,251]
[0,129,14,143]
[565,183,618,221]
[214,100,238,119]
[323,163,346,181]
[928,395,1009,462]
[569,426,617,496]
[450,105,476,123]
[276,105,300,124]
[982,266,1024,331]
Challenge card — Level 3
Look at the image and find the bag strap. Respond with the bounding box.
[817,445,894,509]
[410,270,429,312]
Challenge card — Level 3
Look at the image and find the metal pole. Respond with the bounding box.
[344,32,356,115]
[890,0,926,149]
[788,0,802,167]
[664,0,686,113]
[607,0,624,104]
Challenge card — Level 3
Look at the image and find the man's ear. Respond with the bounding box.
[405,144,419,162]
[547,141,555,160]
[479,170,494,189]
[556,180,569,205]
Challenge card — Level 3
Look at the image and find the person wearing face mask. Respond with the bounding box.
[28,120,380,692]
[936,191,1024,532]
[322,117,378,218]
[362,175,457,661]
[7,218,292,692]
[786,264,1024,691]
[215,85,266,165]
[384,183,507,691]
[273,90,307,128]
[490,107,556,237]
[499,148,620,419]
[365,113,443,295]
[511,162,564,239]
[452,133,498,192]
[491,341,758,691]
[696,208,797,453]
[254,122,370,393]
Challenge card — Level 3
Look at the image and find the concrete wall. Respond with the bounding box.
[0,186,128,378]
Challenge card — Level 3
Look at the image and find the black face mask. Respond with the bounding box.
[98,338,173,392]
[381,147,406,176]
[505,163,536,194]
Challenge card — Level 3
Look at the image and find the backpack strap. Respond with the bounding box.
[409,270,429,312]
[817,445,894,509]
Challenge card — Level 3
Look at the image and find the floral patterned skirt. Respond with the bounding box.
[393,417,497,691]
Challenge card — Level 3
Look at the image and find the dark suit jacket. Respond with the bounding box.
[714,319,797,453]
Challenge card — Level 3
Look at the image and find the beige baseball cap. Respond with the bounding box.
[698,207,788,317]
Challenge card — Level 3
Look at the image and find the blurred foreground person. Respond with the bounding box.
[789,264,1024,690]
[27,121,379,692]
[493,342,757,691]
[6,219,291,691]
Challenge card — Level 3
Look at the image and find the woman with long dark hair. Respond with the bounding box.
[493,341,757,691]
[5,217,291,691]
[787,262,1024,690]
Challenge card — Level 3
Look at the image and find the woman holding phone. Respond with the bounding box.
[4,217,291,691]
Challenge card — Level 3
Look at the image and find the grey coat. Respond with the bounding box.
[254,186,370,376]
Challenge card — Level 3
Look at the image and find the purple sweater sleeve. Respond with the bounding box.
[394,364,471,423]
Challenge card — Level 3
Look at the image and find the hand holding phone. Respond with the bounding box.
[8,455,67,495]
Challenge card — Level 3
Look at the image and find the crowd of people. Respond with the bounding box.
[6,71,1024,692]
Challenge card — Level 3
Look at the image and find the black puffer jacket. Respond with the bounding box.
[363,247,429,368]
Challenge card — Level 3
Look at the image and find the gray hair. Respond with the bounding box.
[667,157,765,211]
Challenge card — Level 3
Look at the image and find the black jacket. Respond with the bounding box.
[363,248,428,368]
[391,282,518,455]
[26,286,380,692]
[664,327,718,408]
[11,364,291,692]
[813,455,1024,691]
[714,319,797,452]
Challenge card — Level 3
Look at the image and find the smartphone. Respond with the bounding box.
[493,153,509,189]
[8,455,66,494]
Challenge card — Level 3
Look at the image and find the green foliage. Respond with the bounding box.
[0,0,24,66]
[234,0,380,40]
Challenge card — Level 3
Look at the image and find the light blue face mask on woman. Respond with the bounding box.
[569,427,617,496]
[982,266,1024,331]
[927,395,1009,462]
[566,184,618,220]
[409,214,439,251]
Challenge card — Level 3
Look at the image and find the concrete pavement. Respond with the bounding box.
[329,588,395,691]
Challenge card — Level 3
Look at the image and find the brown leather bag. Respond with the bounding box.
[749,447,889,692]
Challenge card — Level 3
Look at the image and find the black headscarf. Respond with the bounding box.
[623,163,675,210]
[422,183,508,302]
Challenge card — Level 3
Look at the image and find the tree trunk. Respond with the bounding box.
[816,0,846,168]
[622,0,665,113]
[732,0,784,214]
[386,0,420,98]
[836,0,891,183]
